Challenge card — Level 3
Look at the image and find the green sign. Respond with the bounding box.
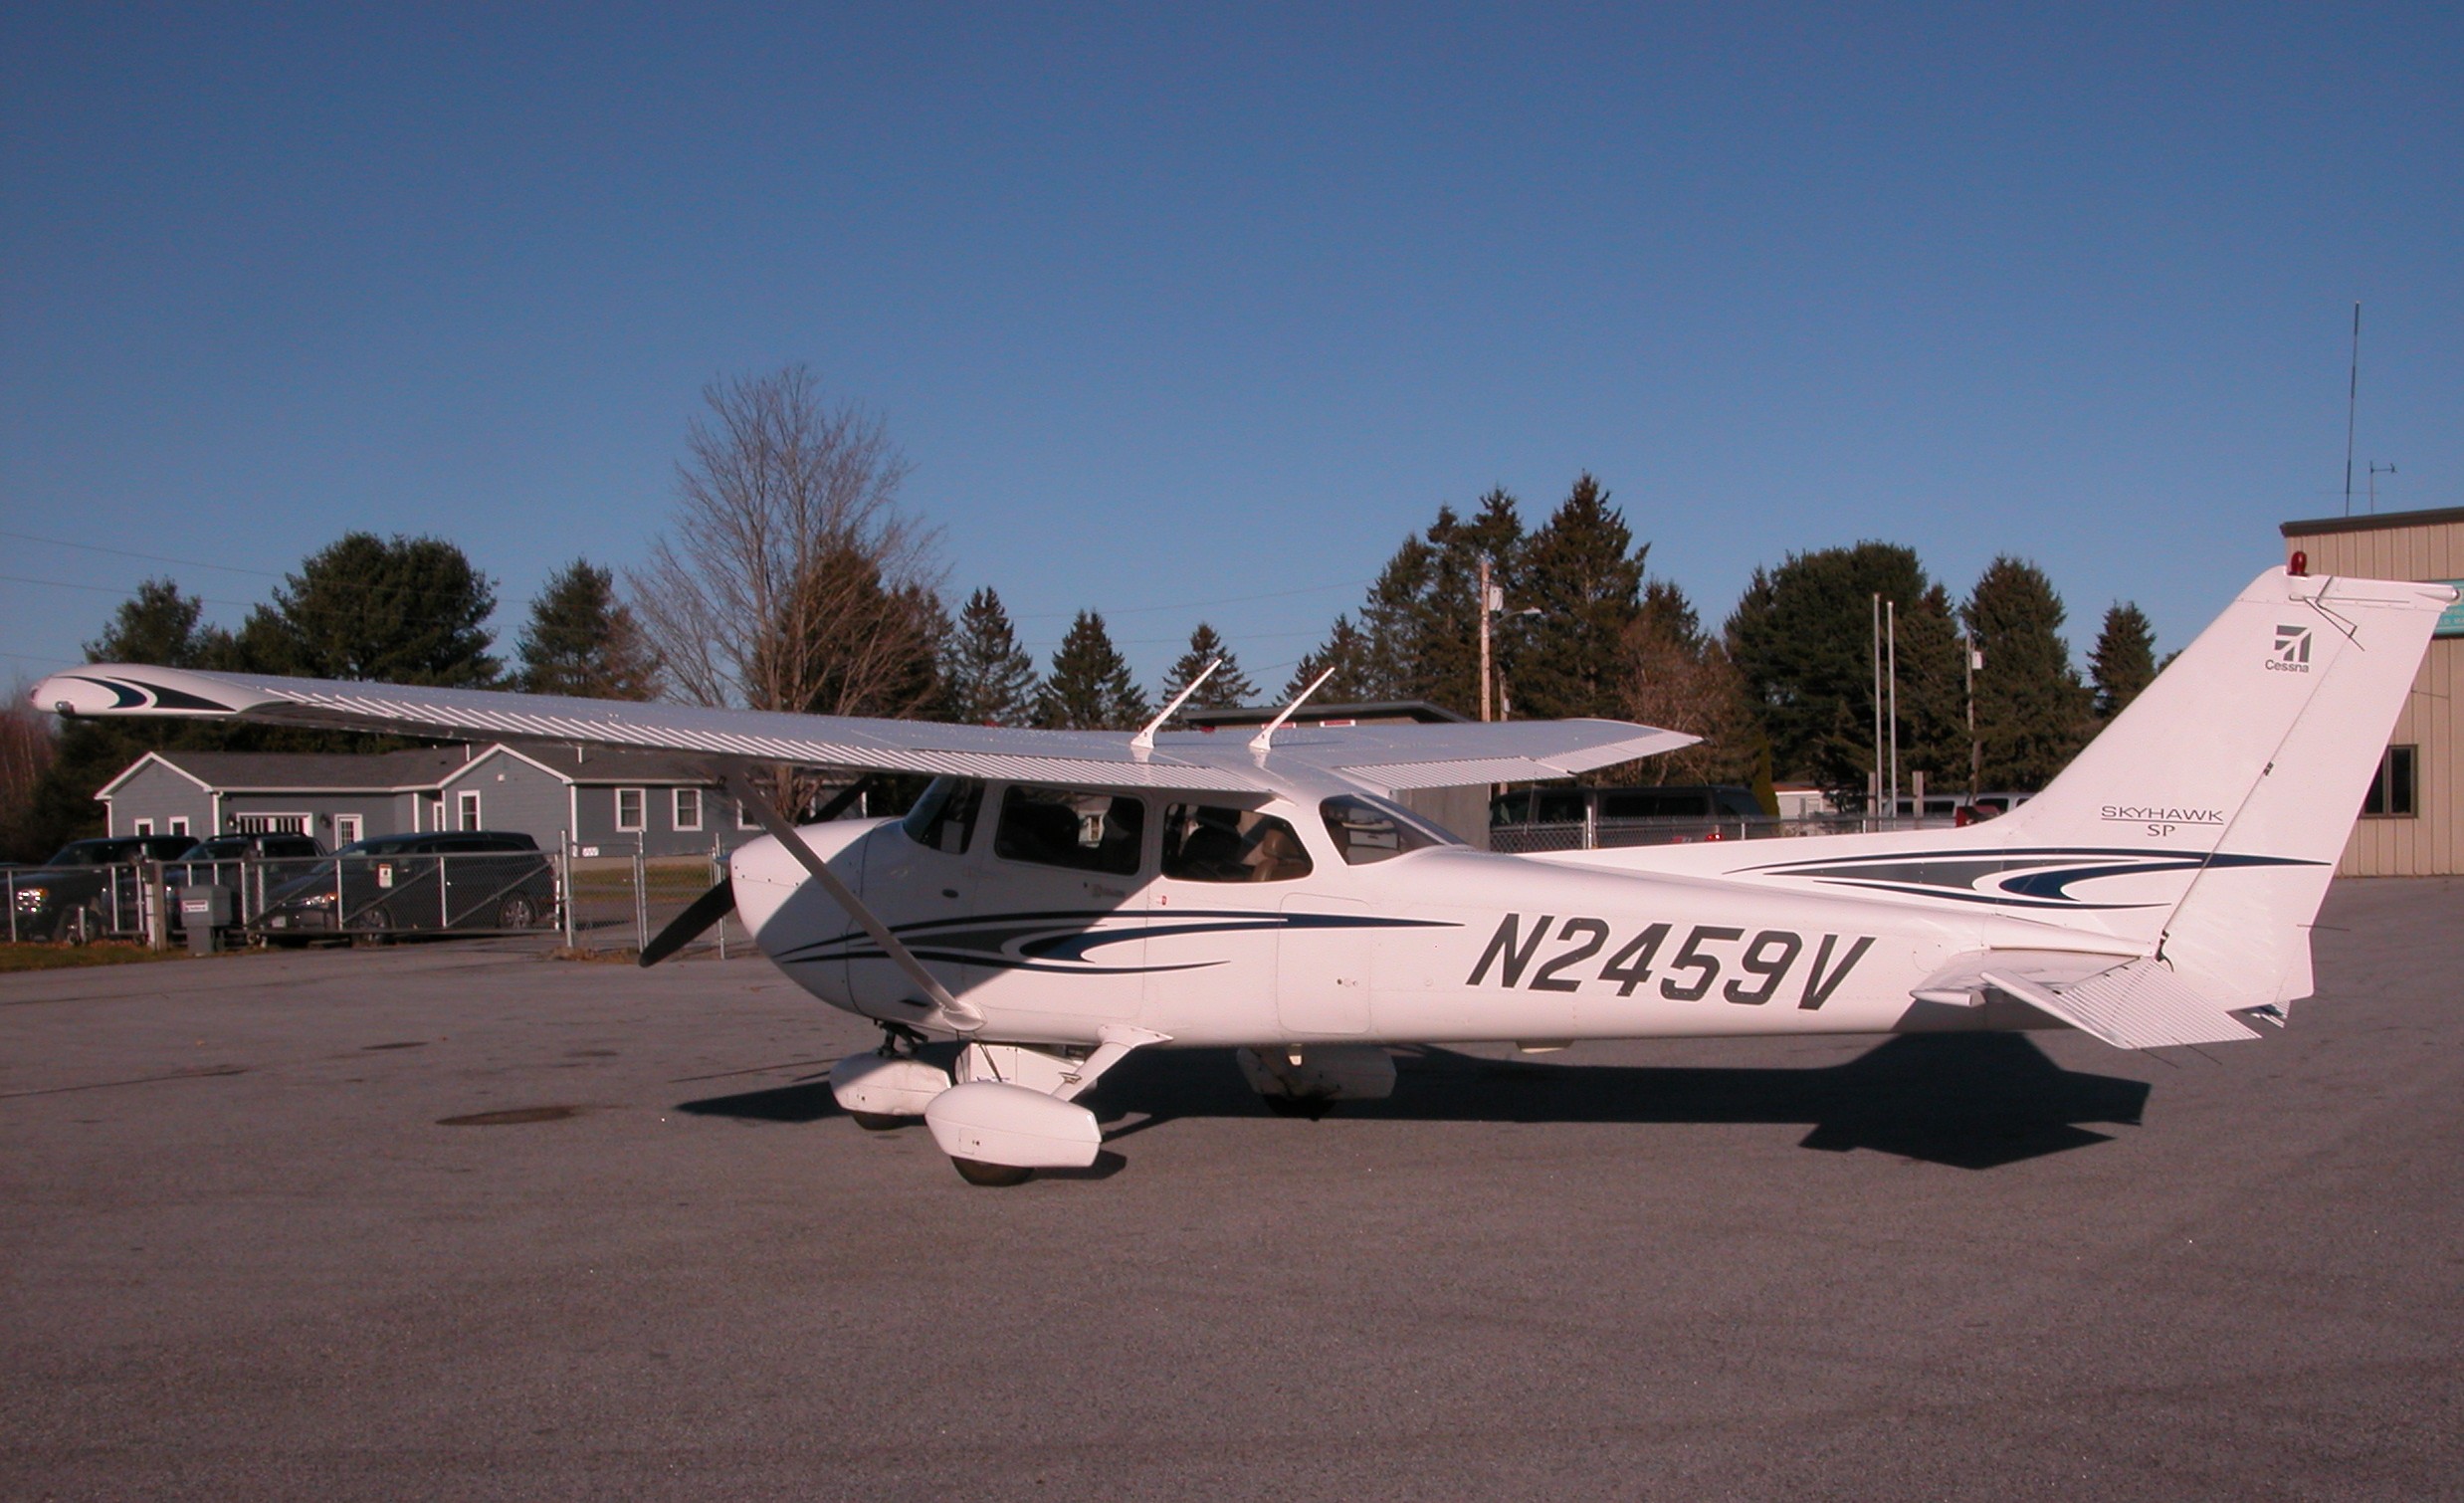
[2439,582,2464,639]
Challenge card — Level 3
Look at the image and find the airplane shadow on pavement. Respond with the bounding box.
[679,1032,2150,1172]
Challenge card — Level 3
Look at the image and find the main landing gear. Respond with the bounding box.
[829,1022,1167,1186]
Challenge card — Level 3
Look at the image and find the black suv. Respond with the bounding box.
[257,831,558,940]
[8,834,203,941]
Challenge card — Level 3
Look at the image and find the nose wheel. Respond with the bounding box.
[950,1159,1035,1187]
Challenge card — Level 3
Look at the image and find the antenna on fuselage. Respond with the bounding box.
[1130,658,1220,752]
[1251,666,1337,754]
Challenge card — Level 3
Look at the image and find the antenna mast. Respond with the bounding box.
[2344,302,2361,517]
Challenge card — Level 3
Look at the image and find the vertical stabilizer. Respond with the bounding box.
[1995,567,2449,1005]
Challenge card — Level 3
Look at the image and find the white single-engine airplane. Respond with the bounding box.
[33,565,2452,1183]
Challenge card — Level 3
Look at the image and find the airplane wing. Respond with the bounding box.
[32,664,1695,795]
[1912,949,2261,1050]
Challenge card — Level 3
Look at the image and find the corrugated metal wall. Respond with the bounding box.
[2282,513,2463,876]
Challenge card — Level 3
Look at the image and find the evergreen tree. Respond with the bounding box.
[1035,612,1150,731]
[2089,602,2157,721]
[1513,473,1647,720]
[243,533,501,686]
[12,580,237,858]
[940,587,1039,726]
[1288,615,1374,702]
[515,559,661,700]
[1962,556,2091,789]
[1158,623,1258,714]
[1347,488,1526,715]
[1725,542,1965,806]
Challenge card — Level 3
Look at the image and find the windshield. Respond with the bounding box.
[1319,794,1460,866]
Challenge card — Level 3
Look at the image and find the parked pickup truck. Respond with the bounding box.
[6,834,203,941]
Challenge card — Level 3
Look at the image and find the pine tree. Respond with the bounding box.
[1035,611,1150,731]
[940,587,1039,725]
[243,533,501,686]
[1963,556,2092,789]
[1288,615,1374,702]
[1725,542,1966,806]
[1343,489,1527,714]
[1514,473,1647,720]
[2089,602,2157,721]
[516,559,661,700]
[1158,623,1258,714]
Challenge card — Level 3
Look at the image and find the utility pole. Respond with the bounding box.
[1886,599,1899,820]
[1478,555,1494,724]
[1870,595,1883,815]
[1965,630,1982,797]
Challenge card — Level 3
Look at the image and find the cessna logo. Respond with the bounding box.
[2269,623,2313,672]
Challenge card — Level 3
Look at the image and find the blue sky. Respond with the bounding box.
[4,4,2459,694]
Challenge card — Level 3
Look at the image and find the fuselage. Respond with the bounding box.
[727,776,2133,1051]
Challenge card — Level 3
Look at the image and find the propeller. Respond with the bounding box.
[636,775,880,967]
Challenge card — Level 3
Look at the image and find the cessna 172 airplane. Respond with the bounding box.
[31,564,2453,1183]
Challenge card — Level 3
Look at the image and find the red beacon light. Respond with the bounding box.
[2289,549,2309,576]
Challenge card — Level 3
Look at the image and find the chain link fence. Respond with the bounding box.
[1488,813,1958,854]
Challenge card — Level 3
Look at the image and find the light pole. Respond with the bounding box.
[1478,554,1540,722]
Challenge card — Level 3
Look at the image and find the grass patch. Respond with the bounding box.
[0,942,202,972]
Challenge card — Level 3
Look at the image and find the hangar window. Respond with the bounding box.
[994,786,1143,875]
[1320,794,1459,866]
[2362,745,2417,818]
[674,787,703,831]
[1161,805,1313,882]
[616,788,645,832]
[903,777,983,855]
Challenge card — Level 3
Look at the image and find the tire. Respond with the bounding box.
[1264,1095,1331,1120]
[498,894,538,929]
[950,1158,1034,1187]
[849,1111,909,1132]
[352,905,396,948]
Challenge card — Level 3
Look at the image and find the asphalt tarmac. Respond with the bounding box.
[3,879,2459,1500]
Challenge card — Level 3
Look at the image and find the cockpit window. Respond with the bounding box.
[994,786,1144,876]
[1161,805,1314,883]
[1319,794,1459,865]
[901,777,984,855]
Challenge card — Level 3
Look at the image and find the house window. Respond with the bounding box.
[458,791,482,830]
[133,818,155,836]
[616,788,645,832]
[234,813,311,835]
[169,817,190,837]
[674,787,703,831]
[2362,746,2417,818]
[334,814,362,845]
[737,799,760,830]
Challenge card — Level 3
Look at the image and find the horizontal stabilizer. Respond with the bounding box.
[1979,959,2258,1051]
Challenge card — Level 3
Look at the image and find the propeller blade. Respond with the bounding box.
[639,874,736,967]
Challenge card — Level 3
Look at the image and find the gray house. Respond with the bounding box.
[99,744,763,857]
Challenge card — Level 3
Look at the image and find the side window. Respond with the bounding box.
[994,786,1144,876]
[615,788,645,832]
[1162,805,1314,883]
[674,787,703,831]
[1321,794,1457,866]
[2362,745,2417,817]
[901,778,984,855]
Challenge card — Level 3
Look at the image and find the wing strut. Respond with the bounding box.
[712,759,983,1032]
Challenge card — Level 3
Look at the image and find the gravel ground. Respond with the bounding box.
[3,880,2458,1500]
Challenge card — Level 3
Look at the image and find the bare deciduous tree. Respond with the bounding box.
[630,366,944,719]
[0,684,60,853]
